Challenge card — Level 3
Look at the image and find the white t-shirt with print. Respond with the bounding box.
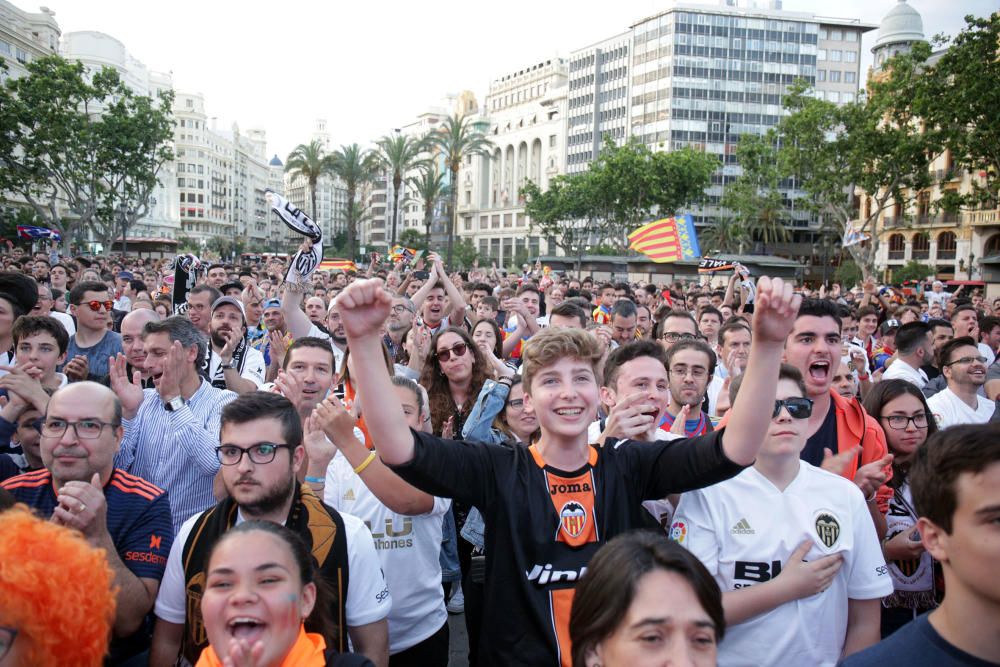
[154,506,391,631]
[926,387,995,429]
[324,451,451,654]
[672,461,892,667]
[208,345,266,388]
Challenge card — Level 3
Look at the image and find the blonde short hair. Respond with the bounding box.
[521,327,604,394]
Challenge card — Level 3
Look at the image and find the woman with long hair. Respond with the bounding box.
[863,379,940,637]
[471,318,516,379]
[419,326,490,437]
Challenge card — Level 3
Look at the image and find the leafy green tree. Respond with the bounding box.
[406,165,450,250]
[399,228,430,254]
[777,70,941,279]
[891,260,935,283]
[522,176,598,273]
[424,113,493,268]
[0,55,174,254]
[285,139,331,222]
[699,216,748,255]
[372,133,428,246]
[450,237,478,269]
[915,14,1000,209]
[721,133,789,249]
[328,143,376,260]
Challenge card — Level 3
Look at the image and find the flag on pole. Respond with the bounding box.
[319,259,357,272]
[17,225,61,242]
[628,214,700,263]
[843,220,869,248]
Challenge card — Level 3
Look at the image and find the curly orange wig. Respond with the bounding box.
[0,506,117,667]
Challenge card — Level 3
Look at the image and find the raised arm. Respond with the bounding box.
[432,255,468,324]
[722,277,801,466]
[336,280,414,465]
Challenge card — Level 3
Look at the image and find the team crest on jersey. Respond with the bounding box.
[814,510,841,549]
[669,521,687,544]
[560,501,587,539]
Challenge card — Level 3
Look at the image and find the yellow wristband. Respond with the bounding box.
[353,451,377,475]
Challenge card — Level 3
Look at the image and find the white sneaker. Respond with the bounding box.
[447,584,465,614]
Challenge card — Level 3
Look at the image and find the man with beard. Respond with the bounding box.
[206,296,265,394]
[384,295,415,364]
[927,337,995,429]
[1,382,173,664]
[283,288,348,373]
[149,392,390,667]
[257,298,293,373]
[205,264,227,290]
[109,316,237,532]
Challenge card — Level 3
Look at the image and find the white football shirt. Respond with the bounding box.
[672,461,892,667]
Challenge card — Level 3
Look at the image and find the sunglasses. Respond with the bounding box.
[83,300,114,312]
[436,342,468,363]
[772,397,813,420]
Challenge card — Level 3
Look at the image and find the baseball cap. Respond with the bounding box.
[880,319,900,336]
[211,296,246,324]
[118,271,134,280]
[262,298,282,311]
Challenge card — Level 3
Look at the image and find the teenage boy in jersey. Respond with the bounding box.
[841,423,1000,666]
[337,276,801,667]
[672,365,892,666]
[1,382,173,664]
[780,299,892,525]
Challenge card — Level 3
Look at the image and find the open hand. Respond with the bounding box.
[109,354,144,419]
[821,446,860,477]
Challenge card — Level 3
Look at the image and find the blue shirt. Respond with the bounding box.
[65,330,123,380]
[839,614,997,666]
[115,379,237,532]
[1,467,173,580]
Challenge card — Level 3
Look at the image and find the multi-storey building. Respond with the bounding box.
[0,0,58,82]
[566,32,633,174]
[459,58,568,265]
[866,0,999,281]
[61,30,180,242]
[627,1,874,251]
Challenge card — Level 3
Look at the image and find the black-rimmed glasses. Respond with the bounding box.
[879,414,929,430]
[40,418,120,439]
[216,442,293,465]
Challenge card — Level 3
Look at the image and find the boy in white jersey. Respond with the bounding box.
[672,364,892,667]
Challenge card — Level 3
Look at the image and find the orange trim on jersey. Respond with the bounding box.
[550,588,575,667]
[0,469,52,490]
[109,479,156,501]
[114,469,165,494]
[528,444,598,469]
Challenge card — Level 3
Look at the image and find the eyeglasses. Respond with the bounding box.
[772,397,814,419]
[0,627,17,661]
[661,332,702,343]
[668,365,709,379]
[436,342,468,363]
[216,442,292,465]
[83,300,114,312]
[880,413,929,430]
[40,418,120,439]
[945,355,987,366]
[391,305,414,315]
[508,398,525,410]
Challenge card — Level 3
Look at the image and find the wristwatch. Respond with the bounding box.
[163,395,185,412]
[221,359,237,370]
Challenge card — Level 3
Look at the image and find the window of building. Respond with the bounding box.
[817,49,827,60]
[845,71,856,84]
[846,31,858,42]
[829,71,841,83]
[845,51,857,63]
[830,29,843,41]
[843,92,855,103]
[826,91,840,103]
[819,28,828,39]
[817,69,826,82]
[549,135,557,147]
[830,50,842,62]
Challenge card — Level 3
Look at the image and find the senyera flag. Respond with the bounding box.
[628,214,700,263]
[319,259,357,272]
[17,225,61,242]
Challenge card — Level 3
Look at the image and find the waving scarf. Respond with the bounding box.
[266,190,323,285]
[170,253,202,315]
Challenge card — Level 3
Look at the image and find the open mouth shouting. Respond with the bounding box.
[227,616,267,643]
[807,359,831,384]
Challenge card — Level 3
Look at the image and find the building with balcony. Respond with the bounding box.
[0,0,59,82]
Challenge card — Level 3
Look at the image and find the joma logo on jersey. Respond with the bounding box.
[525,563,588,586]
[550,482,592,495]
[560,501,587,538]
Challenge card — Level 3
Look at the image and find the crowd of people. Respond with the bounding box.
[0,244,998,667]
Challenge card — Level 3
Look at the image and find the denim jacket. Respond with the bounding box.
[458,379,512,549]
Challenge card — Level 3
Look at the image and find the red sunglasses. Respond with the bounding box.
[83,300,114,312]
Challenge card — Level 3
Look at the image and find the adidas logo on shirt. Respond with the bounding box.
[731,518,755,535]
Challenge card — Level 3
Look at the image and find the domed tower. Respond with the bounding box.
[871,0,926,72]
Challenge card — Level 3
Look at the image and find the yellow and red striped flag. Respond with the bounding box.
[319,258,357,272]
[627,214,701,263]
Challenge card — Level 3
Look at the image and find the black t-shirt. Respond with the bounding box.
[390,428,744,667]
[839,614,998,666]
[802,401,838,466]
[922,363,942,381]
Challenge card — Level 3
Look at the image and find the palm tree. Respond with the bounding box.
[700,217,749,255]
[424,113,493,267]
[373,132,429,247]
[284,139,331,221]
[407,165,451,250]
[328,143,376,260]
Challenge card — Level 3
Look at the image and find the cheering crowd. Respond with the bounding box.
[0,244,998,667]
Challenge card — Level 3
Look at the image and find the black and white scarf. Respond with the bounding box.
[203,335,250,389]
[266,191,323,285]
[170,253,202,315]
